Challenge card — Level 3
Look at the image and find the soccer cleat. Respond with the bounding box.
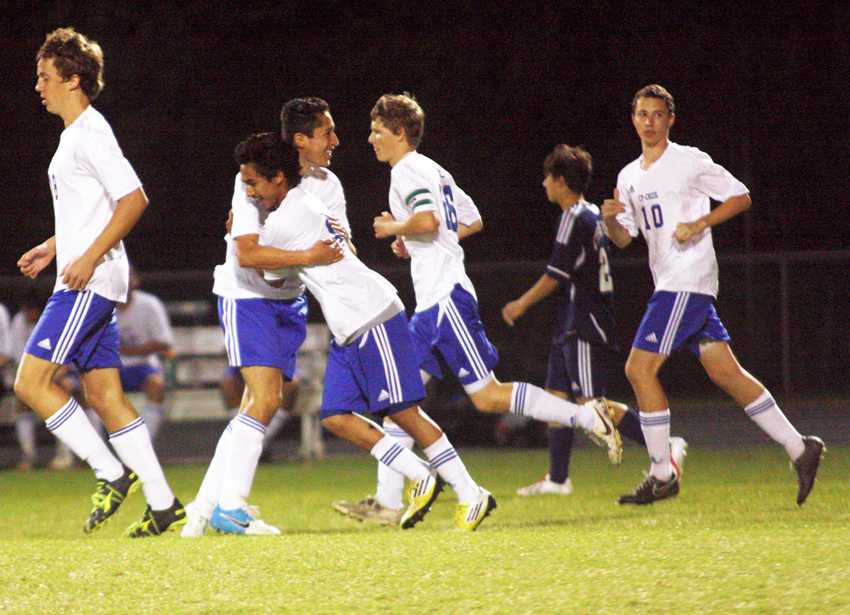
[180,501,209,538]
[585,398,623,465]
[793,435,825,506]
[669,436,688,480]
[84,467,140,533]
[400,474,444,530]
[618,473,679,505]
[126,498,187,537]
[209,504,281,535]
[455,487,497,531]
[516,475,574,497]
[332,496,403,526]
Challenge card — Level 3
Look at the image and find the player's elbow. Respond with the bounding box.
[738,193,752,211]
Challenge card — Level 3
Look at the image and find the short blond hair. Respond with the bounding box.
[370,93,425,148]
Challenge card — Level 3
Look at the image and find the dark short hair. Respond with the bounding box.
[370,93,424,148]
[233,132,301,188]
[280,97,330,143]
[631,84,675,115]
[37,27,105,100]
[543,144,593,195]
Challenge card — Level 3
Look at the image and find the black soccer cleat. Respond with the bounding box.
[84,467,140,533]
[126,498,187,537]
[793,435,825,506]
[618,473,679,505]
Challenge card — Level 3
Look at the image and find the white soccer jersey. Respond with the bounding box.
[614,142,748,297]
[300,167,352,237]
[212,174,305,300]
[260,187,401,345]
[48,106,141,303]
[388,152,481,311]
[117,290,174,368]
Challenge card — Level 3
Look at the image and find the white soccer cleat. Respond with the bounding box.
[332,496,403,526]
[669,436,688,480]
[180,501,209,538]
[585,398,623,465]
[516,475,574,497]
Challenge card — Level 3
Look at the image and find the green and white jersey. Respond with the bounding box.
[388,152,481,312]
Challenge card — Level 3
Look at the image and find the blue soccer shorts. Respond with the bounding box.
[321,311,426,418]
[217,295,307,380]
[632,290,731,356]
[409,284,499,389]
[119,364,162,392]
[24,289,121,371]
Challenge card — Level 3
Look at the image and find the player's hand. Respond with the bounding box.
[373,211,398,239]
[601,189,626,222]
[501,299,526,327]
[225,209,234,234]
[391,237,410,259]
[17,243,55,279]
[306,239,343,266]
[674,219,708,243]
[60,255,96,290]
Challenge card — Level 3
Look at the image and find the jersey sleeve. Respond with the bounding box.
[546,212,585,282]
[614,170,639,237]
[229,174,263,238]
[79,128,142,202]
[690,150,749,201]
[147,295,174,347]
[392,164,438,218]
[453,185,482,225]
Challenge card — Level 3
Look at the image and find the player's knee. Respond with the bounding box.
[13,368,48,406]
[85,388,123,413]
[625,356,652,385]
[469,388,502,413]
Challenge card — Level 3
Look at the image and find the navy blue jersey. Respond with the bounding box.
[545,201,616,348]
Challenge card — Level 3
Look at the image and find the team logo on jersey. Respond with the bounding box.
[37,338,53,350]
[644,332,658,344]
[377,389,390,402]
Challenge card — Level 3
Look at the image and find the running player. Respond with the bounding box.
[117,266,174,442]
[331,94,622,525]
[502,144,686,497]
[603,84,824,505]
[15,27,183,536]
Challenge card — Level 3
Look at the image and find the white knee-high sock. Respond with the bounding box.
[15,412,37,461]
[263,408,290,449]
[376,418,414,510]
[423,434,479,504]
[109,417,174,510]
[45,398,123,481]
[142,402,166,442]
[370,436,430,483]
[219,414,265,510]
[194,423,233,518]
[510,382,595,430]
[640,410,672,480]
[745,390,805,459]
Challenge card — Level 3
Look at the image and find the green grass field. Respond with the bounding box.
[1,444,848,614]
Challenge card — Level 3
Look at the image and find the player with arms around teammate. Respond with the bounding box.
[502,144,687,496]
[15,28,184,536]
[603,84,824,505]
[181,133,343,537]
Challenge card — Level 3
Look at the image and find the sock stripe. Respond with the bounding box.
[45,398,81,432]
[109,416,146,439]
[512,382,528,416]
[384,428,410,438]
[639,412,671,426]
[237,413,267,434]
[746,397,775,417]
[380,443,404,466]
[430,448,458,468]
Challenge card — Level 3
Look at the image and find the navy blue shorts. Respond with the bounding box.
[546,336,613,398]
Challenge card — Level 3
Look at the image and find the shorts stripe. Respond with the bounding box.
[659,292,689,355]
[52,291,93,364]
[109,416,145,438]
[443,300,488,380]
[45,399,81,432]
[578,339,593,396]
[373,323,402,403]
[222,298,241,366]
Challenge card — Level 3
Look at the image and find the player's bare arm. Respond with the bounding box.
[501,273,560,326]
[18,236,56,279]
[601,189,632,249]
[234,234,342,268]
[373,210,438,239]
[457,219,483,241]
[62,187,149,290]
[674,193,751,243]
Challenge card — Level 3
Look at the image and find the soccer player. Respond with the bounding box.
[14,27,184,536]
[502,144,687,497]
[116,266,174,442]
[331,94,621,525]
[602,84,824,505]
[239,133,492,530]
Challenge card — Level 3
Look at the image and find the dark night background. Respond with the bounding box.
[3,2,848,274]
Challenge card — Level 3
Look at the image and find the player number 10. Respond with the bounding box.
[641,204,664,230]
